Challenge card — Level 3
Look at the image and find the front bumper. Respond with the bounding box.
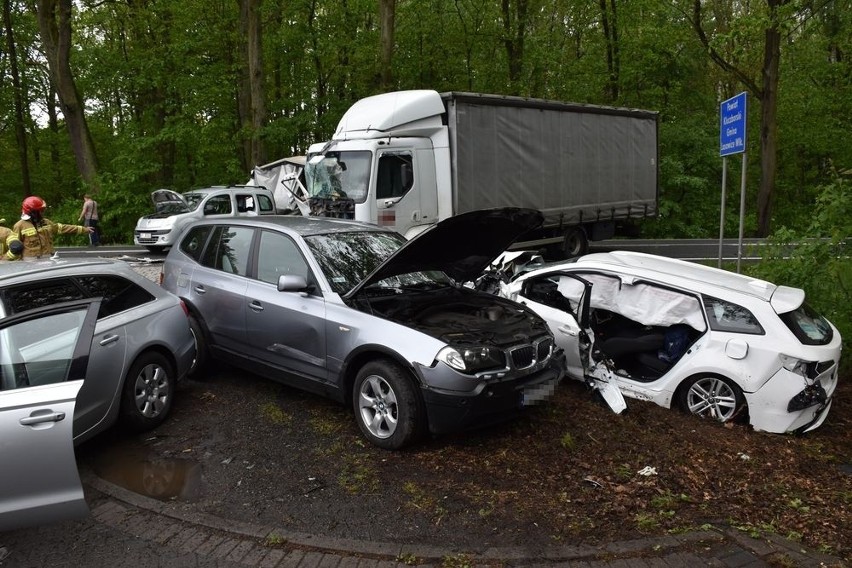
[418,357,564,435]
[134,229,174,247]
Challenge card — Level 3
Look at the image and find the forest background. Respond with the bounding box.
[0,0,849,354]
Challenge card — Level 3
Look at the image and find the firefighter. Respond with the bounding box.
[1,219,25,260]
[7,196,93,260]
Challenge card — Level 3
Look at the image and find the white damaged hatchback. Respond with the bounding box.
[502,251,842,434]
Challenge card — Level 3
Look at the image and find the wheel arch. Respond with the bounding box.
[674,371,750,421]
[340,345,423,407]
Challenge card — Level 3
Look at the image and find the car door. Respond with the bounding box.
[244,229,328,386]
[188,225,253,351]
[0,299,100,531]
[511,272,592,379]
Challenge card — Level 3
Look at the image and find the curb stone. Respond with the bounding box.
[81,469,848,567]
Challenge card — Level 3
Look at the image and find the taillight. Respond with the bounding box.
[179,299,189,316]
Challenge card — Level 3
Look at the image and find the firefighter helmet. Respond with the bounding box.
[22,196,47,216]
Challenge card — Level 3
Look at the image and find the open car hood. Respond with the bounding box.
[150,189,190,213]
[345,207,543,298]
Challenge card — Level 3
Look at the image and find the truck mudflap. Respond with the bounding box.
[308,196,355,219]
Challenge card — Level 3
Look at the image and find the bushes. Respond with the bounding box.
[746,179,850,371]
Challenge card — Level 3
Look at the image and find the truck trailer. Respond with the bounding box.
[303,90,659,257]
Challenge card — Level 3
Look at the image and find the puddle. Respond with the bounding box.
[89,446,204,502]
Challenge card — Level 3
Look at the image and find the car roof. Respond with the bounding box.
[0,257,134,282]
[188,214,396,237]
[574,251,780,301]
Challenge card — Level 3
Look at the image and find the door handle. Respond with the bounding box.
[194,285,206,294]
[248,301,264,312]
[99,334,120,346]
[20,412,66,426]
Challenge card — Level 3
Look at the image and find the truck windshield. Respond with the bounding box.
[305,151,371,203]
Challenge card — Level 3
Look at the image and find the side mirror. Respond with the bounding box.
[277,274,309,293]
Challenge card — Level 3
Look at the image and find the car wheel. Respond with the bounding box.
[188,315,210,379]
[119,352,174,432]
[353,360,423,450]
[678,374,745,424]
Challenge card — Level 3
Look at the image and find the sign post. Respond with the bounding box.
[719,92,747,272]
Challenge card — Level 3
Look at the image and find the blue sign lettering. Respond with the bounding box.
[720,92,747,156]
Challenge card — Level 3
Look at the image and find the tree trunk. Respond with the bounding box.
[3,0,31,198]
[599,0,620,102]
[757,4,782,237]
[238,0,267,170]
[379,0,396,90]
[501,0,528,89]
[36,0,100,192]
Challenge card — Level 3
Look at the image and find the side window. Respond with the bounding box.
[376,153,414,200]
[257,194,274,213]
[76,275,155,317]
[703,296,764,334]
[180,225,214,262]
[1,279,85,316]
[0,307,88,390]
[256,231,310,286]
[203,195,232,215]
[200,226,254,275]
[236,194,256,213]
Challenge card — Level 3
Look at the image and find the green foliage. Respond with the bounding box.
[0,0,849,247]
[746,179,851,370]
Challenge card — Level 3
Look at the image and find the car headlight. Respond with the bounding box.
[436,345,505,373]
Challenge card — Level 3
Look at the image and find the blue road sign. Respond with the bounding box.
[720,92,747,156]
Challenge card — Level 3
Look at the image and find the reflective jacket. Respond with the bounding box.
[7,219,90,259]
[1,226,15,260]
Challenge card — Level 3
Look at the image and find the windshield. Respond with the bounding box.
[305,151,371,203]
[306,230,450,295]
[183,193,204,211]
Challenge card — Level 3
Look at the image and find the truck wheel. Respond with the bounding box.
[562,227,589,258]
[353,360,424,450]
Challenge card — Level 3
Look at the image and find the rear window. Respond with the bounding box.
[1,275,154,318]
[780,303,834,345]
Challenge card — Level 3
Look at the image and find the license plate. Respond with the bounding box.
[140,232,151,240]
[520,378,559,407]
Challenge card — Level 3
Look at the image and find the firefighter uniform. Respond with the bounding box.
[7,218,91,259]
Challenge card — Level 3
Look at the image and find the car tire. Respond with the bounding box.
[352,359,424,450]
[678,374,746,424]
[119,351,175,432]
[188,315,210,379]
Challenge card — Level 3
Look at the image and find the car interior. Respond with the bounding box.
[520,271,706,382]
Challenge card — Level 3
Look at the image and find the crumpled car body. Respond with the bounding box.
[501,251,842,434]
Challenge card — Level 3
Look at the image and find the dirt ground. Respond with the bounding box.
[80,366,852,561]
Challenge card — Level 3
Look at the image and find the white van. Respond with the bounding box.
[134,186,277,253]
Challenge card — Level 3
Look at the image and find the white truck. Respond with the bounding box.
[296,90,658,257]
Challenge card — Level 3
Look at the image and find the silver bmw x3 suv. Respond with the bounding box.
[161,208,563,449]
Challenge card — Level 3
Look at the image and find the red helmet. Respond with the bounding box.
[22,196,47,215]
